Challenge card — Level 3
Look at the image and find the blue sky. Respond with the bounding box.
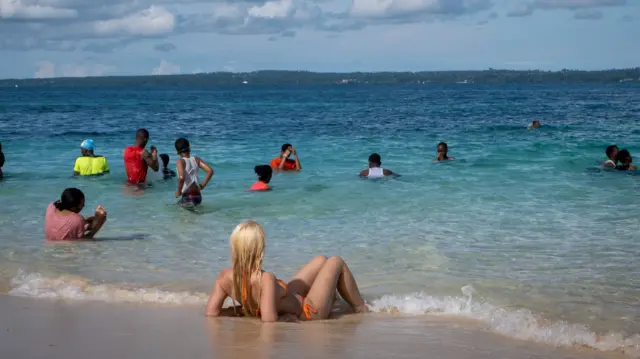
[0,0,638,79]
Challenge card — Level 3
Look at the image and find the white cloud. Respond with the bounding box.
[533,0,625,10]
[34,60,55,78]
[248,0,295,19]
[152,59,180,75]
[0,0,78,20]
[94,5,174,36]
[348,0,491,19]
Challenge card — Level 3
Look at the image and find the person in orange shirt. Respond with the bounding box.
[250,165,273,191]
[270,143,301,171]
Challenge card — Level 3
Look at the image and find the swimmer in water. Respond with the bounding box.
[270,143,301,172]
[615,149,637,171]
[159,154,176,179]
[73,139,110,176]
[174,138,214,207]
[205,220,369,322]
[603,145,619,168]
[433,142,454,162]
[528,120,542,129]
[360,153,394,178]
[0,142,4,179]
[250,165,273,191]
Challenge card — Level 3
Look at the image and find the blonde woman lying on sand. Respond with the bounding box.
[205,220,369,322]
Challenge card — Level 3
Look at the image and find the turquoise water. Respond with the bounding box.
[0,85,639,355]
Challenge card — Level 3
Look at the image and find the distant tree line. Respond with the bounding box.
[1,68,639,87]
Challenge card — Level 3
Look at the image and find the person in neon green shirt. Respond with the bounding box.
[73,139,110,176]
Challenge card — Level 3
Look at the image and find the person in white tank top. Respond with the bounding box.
[174,138,214,207]
[359,153,394,178]
[603,145,619,168]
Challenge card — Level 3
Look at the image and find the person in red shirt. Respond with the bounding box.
[123,128,159,186]
[249,165,272,191]
[269,143,301,171]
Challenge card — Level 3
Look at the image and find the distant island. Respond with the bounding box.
[1,68,639,87]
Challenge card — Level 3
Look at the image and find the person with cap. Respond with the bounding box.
[73,139,110,176]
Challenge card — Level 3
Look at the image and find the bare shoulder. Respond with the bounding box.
[383,169,393,176]
[359,169,368,177]
[260,271,277,287]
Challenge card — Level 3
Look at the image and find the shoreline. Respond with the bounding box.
[0,294,630,359]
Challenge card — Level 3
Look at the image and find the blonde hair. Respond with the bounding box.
[230,220,266,317]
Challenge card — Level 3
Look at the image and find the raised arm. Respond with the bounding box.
[142,147,159,172]
[196,157,214,190]
[205,268,232,317]
[292,147,301,171]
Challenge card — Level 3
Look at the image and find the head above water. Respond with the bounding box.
[531,120,541,128]
[159,154,170,168]
[230,220,266,316]
[254,165,273,183]
[606,145,619,160]
[54,188,85,213]
[437,142,448,155]
[80,139,95,156]
[368,153,381,167]
[175,138,190,155]
[281,143,292,157]
[135,129,150,148]
[617,149,632,165]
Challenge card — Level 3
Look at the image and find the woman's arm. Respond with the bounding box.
[205,269,232,317]
[259,272,279,322]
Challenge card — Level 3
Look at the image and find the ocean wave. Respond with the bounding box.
[8,272,639,358]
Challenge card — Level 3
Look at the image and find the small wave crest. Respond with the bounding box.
[8,272,639,357]
[370,285,639,358]
[9,271,209,305]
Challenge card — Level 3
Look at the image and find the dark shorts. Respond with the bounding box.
[178,194,202,207]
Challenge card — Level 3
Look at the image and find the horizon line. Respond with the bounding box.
[2,67,640,82]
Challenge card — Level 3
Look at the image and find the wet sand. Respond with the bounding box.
[0,294,624,359]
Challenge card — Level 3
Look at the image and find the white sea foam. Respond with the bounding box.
[9,272,640,358]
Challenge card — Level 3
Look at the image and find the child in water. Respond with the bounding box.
[616,149,637,171]
[433,142,455,162]
[159,154,176,179]
[174,138,214,206]
[250,165,273,191]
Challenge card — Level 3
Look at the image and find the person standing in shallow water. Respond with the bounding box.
[73,139,110,176]
[174,138,214,207]
[44,188,107,241]
[123,129,159,186]
[360,153,394,178]
[270,143,301,171]
[433,142,454,162]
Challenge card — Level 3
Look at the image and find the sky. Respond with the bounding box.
[0,0,638,79]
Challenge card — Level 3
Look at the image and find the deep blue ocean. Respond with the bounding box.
[0,84,638,356]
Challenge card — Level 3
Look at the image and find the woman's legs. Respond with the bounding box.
[287,256,327,296]
[303,256,367,320]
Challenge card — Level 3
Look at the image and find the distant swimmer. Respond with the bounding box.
[433,142,455,162]
[174,138,214,207]
[270,143,301,171]
[73,139,110,176]
[360,153,394,178]
[250,165,273,191]
[0,142,4,179]
[45,188,107,241]
[603,145,619,168]
[159,154,176,179]
[615,149,637,171]
[528,120,542,129]
[123,128,159,186]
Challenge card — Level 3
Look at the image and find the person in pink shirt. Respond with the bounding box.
[249,165,272,191]
[44,188,107,241]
